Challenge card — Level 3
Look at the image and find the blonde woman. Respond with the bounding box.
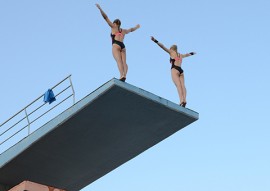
[96,4,140,82]
[151,36,196,107]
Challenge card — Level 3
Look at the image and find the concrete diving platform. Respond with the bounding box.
[0,78,199,191]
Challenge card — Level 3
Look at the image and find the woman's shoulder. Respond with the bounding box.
[111,27,118,33]
[169,50,177,57]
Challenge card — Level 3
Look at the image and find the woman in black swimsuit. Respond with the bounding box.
[151,36,196,107]
[96,4,140,82]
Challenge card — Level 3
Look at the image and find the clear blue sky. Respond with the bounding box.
[1,0,270,190]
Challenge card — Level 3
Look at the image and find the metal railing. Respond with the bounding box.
[0,75,75,154]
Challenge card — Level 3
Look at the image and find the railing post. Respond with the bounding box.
[69,75,75,105]
[24,108,31,135]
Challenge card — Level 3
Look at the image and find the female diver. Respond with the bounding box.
[96,4,140,82]
[151,36,196,107]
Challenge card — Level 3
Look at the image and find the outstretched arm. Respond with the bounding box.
[125,24,141,34]
[151,36,170,54]
[181,52,196,58]
[95,4,114,27]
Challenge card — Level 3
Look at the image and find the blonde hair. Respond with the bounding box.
[170,45,178,52]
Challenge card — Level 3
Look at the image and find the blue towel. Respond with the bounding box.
[44,89,56,104]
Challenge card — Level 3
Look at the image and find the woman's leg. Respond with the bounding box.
[171,69,184,104]
[112,44,124,78]
[179,73,187,103]
[120,48,128,78]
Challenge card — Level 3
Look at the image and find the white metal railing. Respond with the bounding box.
[0,75,75,154]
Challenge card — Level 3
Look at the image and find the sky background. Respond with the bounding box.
[1,0,270,190]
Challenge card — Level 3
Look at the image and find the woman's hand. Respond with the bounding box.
[151,36,156,42]
[95,3,101,10]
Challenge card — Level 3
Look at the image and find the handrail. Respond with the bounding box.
[0,75,72,128]
[0,75,75,153]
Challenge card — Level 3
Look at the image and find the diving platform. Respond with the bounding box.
[0,78,199,191]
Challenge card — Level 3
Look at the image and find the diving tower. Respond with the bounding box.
[0,78,199,191]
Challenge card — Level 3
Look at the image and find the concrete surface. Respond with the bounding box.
[0,78,199,191]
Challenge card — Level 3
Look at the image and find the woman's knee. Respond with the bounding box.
[175,83,182,88]
[172,78,181,87]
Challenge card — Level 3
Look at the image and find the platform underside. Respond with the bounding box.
[0,79,198,191]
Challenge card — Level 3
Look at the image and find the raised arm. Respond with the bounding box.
[151,36,170,54]
[95,4,114,27]
[124,24,141,34]
[181,52,196,58]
